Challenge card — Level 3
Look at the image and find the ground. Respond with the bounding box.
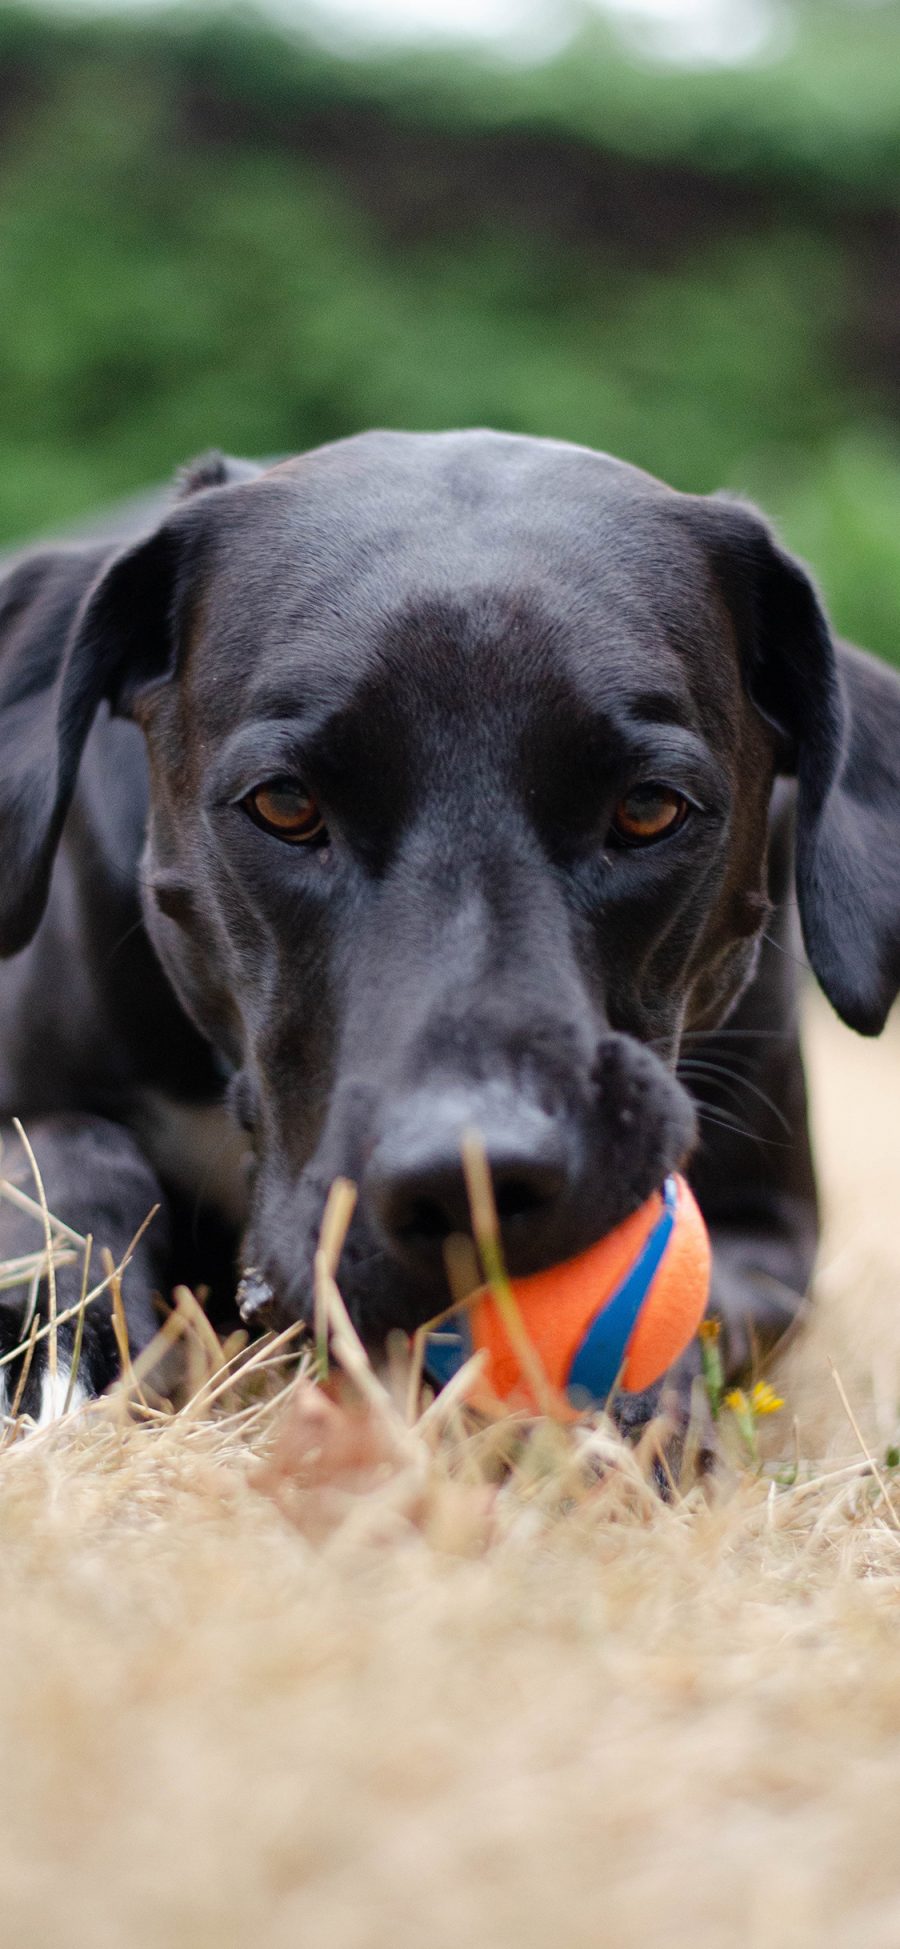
[2,994,900,1949]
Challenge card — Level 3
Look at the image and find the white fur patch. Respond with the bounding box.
[36,1367,87,1427]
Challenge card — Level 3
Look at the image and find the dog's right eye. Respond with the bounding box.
[242,778,327,845]
[610,784,689,847]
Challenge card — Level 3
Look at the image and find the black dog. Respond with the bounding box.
[1,431,898,1427]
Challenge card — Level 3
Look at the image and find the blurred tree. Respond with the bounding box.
[0,0,898,656]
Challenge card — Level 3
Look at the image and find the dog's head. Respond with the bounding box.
[2,432,899,1337]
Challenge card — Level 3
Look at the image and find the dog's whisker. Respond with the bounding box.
[680,1069,781,1136]
[654,1027,795,1051]
[677,1059,793,1134]
[105,916,148,966]
[759,929,812,976]
[690,1097,786,1149]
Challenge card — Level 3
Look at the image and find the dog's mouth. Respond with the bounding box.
[236,1176,699,1350]
[235,1195,629,1355]
[235,1233,435,1344]
[235,1040,698,1351]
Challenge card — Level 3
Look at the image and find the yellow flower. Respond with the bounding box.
[750,1380,784,1417]
[724,1387,748,1414]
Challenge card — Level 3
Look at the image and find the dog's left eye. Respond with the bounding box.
[610,785,689,847]
[242,778,326,844]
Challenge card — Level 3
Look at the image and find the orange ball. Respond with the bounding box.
[426,1173,710,1411]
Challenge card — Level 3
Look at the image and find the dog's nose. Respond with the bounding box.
[364,1087,571,1275]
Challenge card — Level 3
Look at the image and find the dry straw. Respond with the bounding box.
[0,1001,898,1945]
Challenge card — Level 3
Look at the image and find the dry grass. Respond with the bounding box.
[3,996,900,1949]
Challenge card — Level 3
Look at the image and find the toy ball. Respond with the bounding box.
[425,1172,710,1411]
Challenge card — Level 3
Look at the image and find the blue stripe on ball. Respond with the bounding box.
[566,1175,678,1406]
[424,1314,473,1389]
[423,1176,679,1403]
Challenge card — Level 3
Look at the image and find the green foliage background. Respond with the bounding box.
[1,0,899,654]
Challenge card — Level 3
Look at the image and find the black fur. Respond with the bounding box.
[0,431,897,1422]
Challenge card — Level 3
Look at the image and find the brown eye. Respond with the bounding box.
[244,778,326,845]
[611,785,689,847]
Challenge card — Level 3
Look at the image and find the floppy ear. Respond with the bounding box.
[0,453,262,958]
[0,527,184,956]
[692,498,900,1036]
